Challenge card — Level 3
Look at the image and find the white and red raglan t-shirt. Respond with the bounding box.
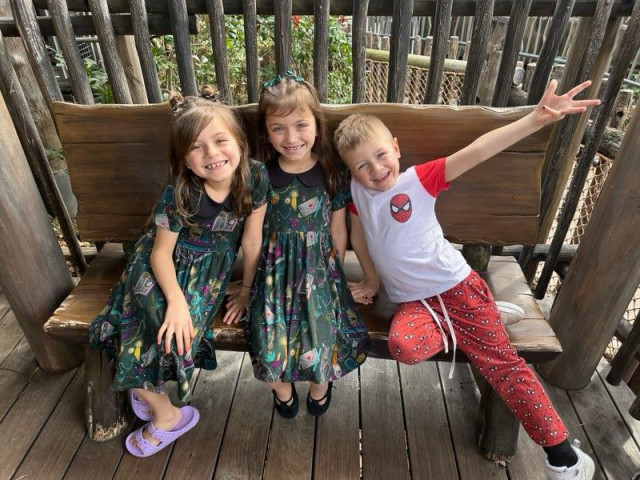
[349,157,470,303]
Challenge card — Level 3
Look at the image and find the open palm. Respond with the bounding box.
[535,79,601,125]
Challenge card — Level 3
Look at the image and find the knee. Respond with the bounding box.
[388,332,430,365]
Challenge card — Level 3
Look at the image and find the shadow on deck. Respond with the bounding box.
[1,291,639,480]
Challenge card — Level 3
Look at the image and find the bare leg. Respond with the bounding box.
[268,380,294,404]
[309,382,329,405]
[129,389,182,447]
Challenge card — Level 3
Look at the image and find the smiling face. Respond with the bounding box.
[265,106,318,169]
[340,125,401,192]
[184,118,242,188]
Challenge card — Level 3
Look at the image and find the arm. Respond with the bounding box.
[224,202,267,324]
[151,227,194,355]
[445,80,601,182]
[349,212,379,304]
[330,207,348,265]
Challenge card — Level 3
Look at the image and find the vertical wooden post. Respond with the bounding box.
[115,36,148,104]
[0,92,83,373]
[537,104,640,389]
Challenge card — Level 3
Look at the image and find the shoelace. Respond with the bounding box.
[420,294,457,379]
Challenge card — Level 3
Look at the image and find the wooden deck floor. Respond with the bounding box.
[1,291,640,480]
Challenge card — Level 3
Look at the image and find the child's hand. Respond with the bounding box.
[349,277,379,305]
[157,298,194,355]
[224,282,250,324]
[534,79,601,126]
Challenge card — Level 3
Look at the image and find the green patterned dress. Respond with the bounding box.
[88,160,268,402]
[246,161,370,384]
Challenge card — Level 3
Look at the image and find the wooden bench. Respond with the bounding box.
[44,101,561,460]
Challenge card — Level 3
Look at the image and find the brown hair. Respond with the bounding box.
[333,114,393,157]
[257,77,346,196]
[168,86,253,224]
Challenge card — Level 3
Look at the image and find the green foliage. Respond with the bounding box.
[151,15,352,104]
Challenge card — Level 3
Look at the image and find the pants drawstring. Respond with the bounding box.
[420,295,457,379]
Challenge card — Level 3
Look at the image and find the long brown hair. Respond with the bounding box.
[257,77,346,196]
[169,87,253,224]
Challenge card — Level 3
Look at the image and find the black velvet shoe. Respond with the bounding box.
[273,383,298,419]
[307,382,333,416]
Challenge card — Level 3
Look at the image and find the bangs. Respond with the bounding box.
[263,87,315,118]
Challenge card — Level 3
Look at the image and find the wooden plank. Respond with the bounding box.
[568,368,640,479]
[351,0,369,103]
[128,0,164,103]
[460,0,494,106]
[241,0,259,103]
[0,291,10,320]
[168,0,198,96]
[164,352,243,478]
[492,0,533,107]
[0,13,198,37]
[527,0,577,104]
[10,0,63,105]
[360,358,410,480]
[0,365,76,479]
[12,368,85,480]
[399,362,459,479]
[312,0,329,101]
[88,0,133,104]
[387,0,414,103]
[63,434,125,480]
[598,361,640,449]
[424,0,452,104]
[28,0,638,17]
[314,368,360,480]
[206,0,232,104]
[0,337,35,421]
[0,310,23,366]
[48,0,95,104]
[439,362,508,480]
[214,354,272,480]
[263,382,315,480]
[0,75,85,369]
[274,0,292,74]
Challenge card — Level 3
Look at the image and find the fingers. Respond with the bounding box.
[546,79,558,96]
[565,80,592,98]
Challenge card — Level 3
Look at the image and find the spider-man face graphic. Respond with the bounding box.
[390,193,412,223]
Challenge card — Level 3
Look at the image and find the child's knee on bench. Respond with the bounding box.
[388,304,446,365]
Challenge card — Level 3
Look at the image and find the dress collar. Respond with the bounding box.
[267,160,324,188]
[190,188,233,218]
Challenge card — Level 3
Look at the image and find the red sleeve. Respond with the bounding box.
[414,157,450,197]
[347,203,359,215]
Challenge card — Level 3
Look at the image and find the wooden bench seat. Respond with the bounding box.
[46,243,560,364]
[44,101,561,460]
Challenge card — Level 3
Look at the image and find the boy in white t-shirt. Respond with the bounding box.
[335,80,599,480]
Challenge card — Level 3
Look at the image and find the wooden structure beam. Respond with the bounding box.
[537,102,640,389]
[29,0,637,17]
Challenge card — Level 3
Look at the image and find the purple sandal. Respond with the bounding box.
[125,405,200,458]
[129,390,153,421]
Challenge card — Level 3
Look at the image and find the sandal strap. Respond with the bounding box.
[146,423,173,443]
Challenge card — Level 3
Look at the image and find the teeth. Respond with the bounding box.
[205,160,227,170]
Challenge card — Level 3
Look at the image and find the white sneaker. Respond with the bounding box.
[495,301,525,325]
[543,439,595,480]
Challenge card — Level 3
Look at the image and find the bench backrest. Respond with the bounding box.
[53,101,550,245]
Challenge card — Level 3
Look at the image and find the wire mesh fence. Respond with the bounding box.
[365,59,464,104]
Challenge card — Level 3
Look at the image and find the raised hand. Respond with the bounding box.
[534,79,601,126]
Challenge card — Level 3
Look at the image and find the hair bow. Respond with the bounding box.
[262,71,304,89]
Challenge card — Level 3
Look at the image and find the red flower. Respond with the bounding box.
[292,15,301,27]
[339,15,346,23]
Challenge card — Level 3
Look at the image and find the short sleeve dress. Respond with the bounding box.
[245,161,370,384]
[88,159,268,402]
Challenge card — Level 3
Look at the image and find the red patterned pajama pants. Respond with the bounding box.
[388,271,568,446]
